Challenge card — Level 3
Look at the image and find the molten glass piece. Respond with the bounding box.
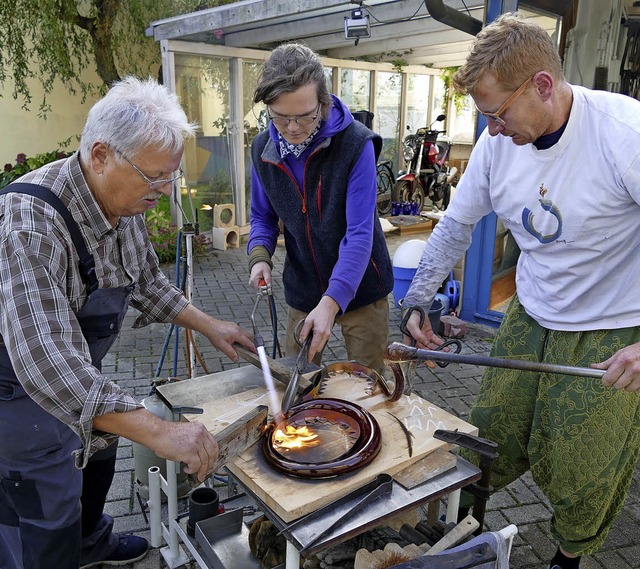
[263,398,382,479]
[273,424,320,450]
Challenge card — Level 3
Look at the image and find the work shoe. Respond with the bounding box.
[80,534,149,568]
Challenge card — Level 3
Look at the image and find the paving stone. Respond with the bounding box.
[583,555,608,569]
[617,545,640,568]
[506,477,540,505]
[482,509,511,532]
[593,551,634,569]
[601,525,637,551]
[105,498,135,518]
[516,522,556,562]
[509,541,543,568]
[487,489,518,510]
[107,470,133,502]
[503,503,553,526]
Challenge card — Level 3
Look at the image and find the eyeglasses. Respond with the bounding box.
[114,148,183,191]
[267,103,321,127]
[474,76,533,127]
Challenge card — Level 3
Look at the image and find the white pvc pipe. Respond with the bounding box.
[446,489,461,524]
[166,457,181,556]
[285,540,300,569]
[148,466,162,548]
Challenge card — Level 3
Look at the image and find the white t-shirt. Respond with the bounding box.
[447,85,640,330]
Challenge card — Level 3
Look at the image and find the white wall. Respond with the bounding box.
[0,40,162,166]
[0,67,104,165]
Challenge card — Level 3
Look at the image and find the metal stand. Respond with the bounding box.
[148,404,211,568]
[155,226,203,379]
[156,175,209,380]
[149,461,212,568]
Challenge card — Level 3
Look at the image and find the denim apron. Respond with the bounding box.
[0,184,134,568]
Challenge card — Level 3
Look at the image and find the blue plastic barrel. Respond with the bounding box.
[392,265,418,309]
[392,240,426,308]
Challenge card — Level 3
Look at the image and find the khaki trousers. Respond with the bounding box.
[285,297,389,374]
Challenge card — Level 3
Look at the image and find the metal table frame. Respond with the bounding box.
[240,457,480,568]
[148,366,481,569]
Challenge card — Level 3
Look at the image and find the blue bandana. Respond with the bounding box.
[278,123,321,158]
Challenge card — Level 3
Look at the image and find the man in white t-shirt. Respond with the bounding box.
[403,12,640,569]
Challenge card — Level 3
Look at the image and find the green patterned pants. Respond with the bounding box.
[465,296,640,555]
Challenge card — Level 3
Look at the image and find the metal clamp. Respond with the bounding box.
[281,318,313,415]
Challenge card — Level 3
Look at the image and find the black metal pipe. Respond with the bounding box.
[423,0,483,36]
[386,342,606,379]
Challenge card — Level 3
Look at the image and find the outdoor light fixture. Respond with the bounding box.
[344,7,370,45]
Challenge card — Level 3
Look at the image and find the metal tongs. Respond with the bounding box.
[281,318,312,415]
[277,472,393,555]
[399,305,462,363]
[395,305,462,395]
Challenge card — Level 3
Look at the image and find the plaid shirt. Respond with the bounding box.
[0,153,189,467]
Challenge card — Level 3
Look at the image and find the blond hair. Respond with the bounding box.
[453,12,563,94]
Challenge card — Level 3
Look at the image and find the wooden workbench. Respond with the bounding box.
[157,364,478,524]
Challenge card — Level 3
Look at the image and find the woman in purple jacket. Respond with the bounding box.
[247,43,393,373]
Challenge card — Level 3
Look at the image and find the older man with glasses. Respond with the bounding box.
[247,43,393,374]
[402,12,640,569]
[0,76,255,569]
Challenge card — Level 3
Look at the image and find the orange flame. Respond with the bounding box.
[273,424,320,450]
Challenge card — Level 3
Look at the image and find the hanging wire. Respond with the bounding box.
[363,0,427,25]
[363,0,474,26]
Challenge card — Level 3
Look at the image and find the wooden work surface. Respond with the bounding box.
[157,364,477,523]
[387,215,435,235]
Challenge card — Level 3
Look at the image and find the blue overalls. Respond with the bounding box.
[0,184,134,568]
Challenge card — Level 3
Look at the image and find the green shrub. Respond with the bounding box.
[1,149,210,264]
[1,150,73,189]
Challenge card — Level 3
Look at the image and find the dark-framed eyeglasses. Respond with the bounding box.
[474,76,533,127]
[114,148,183,191]
[267,103,321,127]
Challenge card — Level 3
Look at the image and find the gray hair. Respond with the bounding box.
[254,43,332,117]
[79,76,198,161]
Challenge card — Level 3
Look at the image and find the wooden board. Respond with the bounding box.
[387,215,434,235]
[182,385,286,434]
[393,448,457,490]
[223,372,477,522]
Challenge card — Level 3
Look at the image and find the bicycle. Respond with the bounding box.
[375,160,394,216]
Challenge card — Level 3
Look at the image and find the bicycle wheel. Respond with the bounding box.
[376,165,394,215]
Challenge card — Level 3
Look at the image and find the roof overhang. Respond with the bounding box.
[147,0,564,68]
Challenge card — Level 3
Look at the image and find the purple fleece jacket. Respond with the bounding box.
[247,95,377,312]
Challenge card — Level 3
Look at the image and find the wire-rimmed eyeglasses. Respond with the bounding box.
[267,103,321,127]
[474,76,533,127]
[114,148,183,191]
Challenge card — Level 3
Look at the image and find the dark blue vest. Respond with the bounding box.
[252,121,393,313]
[0,183,132,420]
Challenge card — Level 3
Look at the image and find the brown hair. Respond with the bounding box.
[254,43,332,118]
[453,12,563,94]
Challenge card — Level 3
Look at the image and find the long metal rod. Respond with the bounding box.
[386,342,606,379]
